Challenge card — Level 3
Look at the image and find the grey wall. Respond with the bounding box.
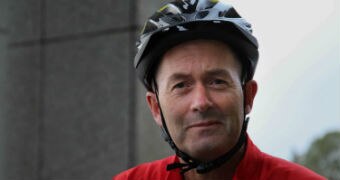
[0,0,9,179]
[135,0,173,165]
[0,0,175,180]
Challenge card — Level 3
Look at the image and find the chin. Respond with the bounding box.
[186,137,227,161]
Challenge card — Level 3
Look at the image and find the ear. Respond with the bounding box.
[244,80,258,114]
[146,91,163,127]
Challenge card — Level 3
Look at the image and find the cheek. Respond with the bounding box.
[214,93,244,131]
[215,92,244,113]
[162,99,188,136]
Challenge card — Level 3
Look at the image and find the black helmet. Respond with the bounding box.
[135,0,259,91]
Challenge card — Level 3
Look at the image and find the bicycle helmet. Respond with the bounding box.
[135,0,259,91]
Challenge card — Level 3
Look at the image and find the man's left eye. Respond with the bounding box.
[212,79,226,84]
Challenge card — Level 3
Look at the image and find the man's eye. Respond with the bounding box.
[174,82,185,89]
[212,79,227,85]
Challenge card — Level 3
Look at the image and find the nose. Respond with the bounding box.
[190,83,213,112]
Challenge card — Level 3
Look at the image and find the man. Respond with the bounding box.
[114,0,325,179]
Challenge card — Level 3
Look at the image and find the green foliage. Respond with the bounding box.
[293,131,340,180]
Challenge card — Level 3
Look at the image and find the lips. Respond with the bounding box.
[186,121,221,129]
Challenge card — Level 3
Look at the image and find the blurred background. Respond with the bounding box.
[0,0,338,180]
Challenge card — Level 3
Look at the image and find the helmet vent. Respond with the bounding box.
[196,10,209,19]
[220,8,240,18]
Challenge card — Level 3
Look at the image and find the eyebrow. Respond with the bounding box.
[168,73,191,82]
[204,69,232,78]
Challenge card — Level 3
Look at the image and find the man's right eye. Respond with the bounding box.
[173,82,185,89]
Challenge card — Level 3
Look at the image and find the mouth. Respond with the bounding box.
[186,121,221,129]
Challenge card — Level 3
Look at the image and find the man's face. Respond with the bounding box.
[146,40,256,161]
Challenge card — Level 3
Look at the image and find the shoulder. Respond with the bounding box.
[260,152,325,179]
[113,155,180,180]
[237,136,325,180]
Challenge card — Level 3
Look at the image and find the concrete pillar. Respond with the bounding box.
[0,1,9,179]
[1,0,137,179]
[3,1,44,178]
[1,0,175,179]
[0,33,7,180]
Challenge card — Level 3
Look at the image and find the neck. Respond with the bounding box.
[182,144,246,180]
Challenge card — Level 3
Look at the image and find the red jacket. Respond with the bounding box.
[113,137,325,180]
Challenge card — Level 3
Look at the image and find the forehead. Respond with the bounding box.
[156,39,241,80]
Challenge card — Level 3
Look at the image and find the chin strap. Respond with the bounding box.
[166,117,249,174]
[154,83,249,174]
